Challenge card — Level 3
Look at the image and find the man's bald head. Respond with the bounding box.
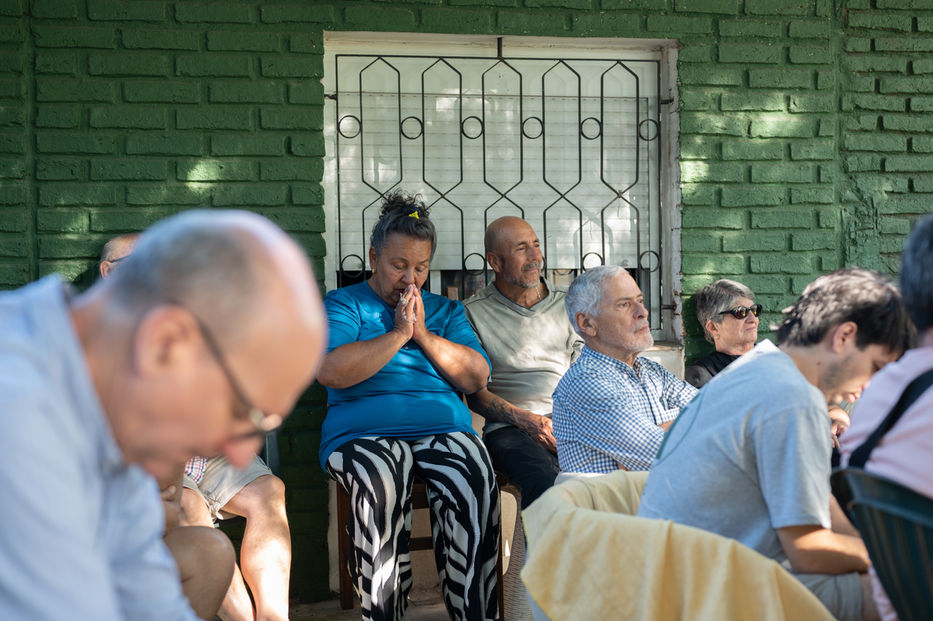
[483,216,544,293]
[84,209,327,474]
[103,210,316,347]
[484,216,530,256]
[99,233,139,279]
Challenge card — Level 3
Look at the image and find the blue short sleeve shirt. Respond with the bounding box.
[319,282,490,469]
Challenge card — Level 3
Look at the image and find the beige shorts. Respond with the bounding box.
[794,569,862,621]
[182,455,272,521]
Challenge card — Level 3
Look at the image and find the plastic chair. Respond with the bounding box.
[842,467,933,621]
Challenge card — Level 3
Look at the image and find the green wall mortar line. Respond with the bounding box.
[24,7,36,282]
[833,0,845,271]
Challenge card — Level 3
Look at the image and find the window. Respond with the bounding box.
[322,33,682,343]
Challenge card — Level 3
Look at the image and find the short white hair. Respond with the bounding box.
[565,265,628,336]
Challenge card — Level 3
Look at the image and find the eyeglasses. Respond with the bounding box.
[719,304,762,320]
[179,305,284,442]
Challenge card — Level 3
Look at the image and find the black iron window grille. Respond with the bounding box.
[327,49,670,335]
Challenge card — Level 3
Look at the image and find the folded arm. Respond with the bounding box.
[317,330,409,389]
[559,388,667,471]
[777,524,870,575]
[416,334,489,394]
[409,288,488,393]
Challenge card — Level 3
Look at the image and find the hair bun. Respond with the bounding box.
[380,190,430,220]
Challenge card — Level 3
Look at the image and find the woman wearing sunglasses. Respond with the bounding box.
[685,279,761,388]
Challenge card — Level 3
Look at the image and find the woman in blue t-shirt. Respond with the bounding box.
[317,191,499,621]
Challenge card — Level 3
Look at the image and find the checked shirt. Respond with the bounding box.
[183,456,208,484]
[552,346,698,473]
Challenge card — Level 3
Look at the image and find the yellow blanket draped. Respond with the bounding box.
[521,471,835,621]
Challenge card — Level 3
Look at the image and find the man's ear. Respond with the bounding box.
[575,312,597,337]
[829,321,858,354]
[99,262,111,279]
[133,306,200,377]
[368,246,377,271]
[705,319,720,340]
[486,250,502,274]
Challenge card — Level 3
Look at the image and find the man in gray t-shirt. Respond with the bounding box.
[639,268,914,621]
[465,217,582,508]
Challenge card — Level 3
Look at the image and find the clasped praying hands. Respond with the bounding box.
[394,283,428,342]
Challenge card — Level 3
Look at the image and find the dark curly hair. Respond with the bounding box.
[900,214,933,332]
[777,267,914,353]
[370,190,436,259]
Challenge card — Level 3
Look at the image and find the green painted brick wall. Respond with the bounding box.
[1,0,336,603]
[2,0,933,604]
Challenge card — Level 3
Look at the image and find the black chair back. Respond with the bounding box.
[843,467,933,621]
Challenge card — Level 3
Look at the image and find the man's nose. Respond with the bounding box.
[220,436,264,469]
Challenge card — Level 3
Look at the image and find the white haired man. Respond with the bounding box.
[552,265,697,473]
[0,211,327,620]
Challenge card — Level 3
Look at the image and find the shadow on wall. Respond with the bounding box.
[58,160,224,291]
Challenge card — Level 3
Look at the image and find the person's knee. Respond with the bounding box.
[201,527,236,577]
[252,473,286,504]
[516,474,555,509]
[228,474,286,520]
[165,526,235,583]
[337,439,415,516]
[179,488,212,527]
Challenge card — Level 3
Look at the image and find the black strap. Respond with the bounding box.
[849,368,933,468]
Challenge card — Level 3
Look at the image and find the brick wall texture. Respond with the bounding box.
[2,0,932,602]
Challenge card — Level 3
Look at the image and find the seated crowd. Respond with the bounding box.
[2,194,930,621]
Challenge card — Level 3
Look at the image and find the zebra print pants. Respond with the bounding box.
[327,432,500,621]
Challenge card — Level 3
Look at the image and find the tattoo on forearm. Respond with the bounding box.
[484,396,518,426]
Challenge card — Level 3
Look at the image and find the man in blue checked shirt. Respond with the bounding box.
[552,265,697,473]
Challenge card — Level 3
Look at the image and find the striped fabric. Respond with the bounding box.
[327,432,500,621]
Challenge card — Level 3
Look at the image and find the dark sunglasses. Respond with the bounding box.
[719,304,762,319]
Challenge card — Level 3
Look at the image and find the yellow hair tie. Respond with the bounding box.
[408,210,419,219]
